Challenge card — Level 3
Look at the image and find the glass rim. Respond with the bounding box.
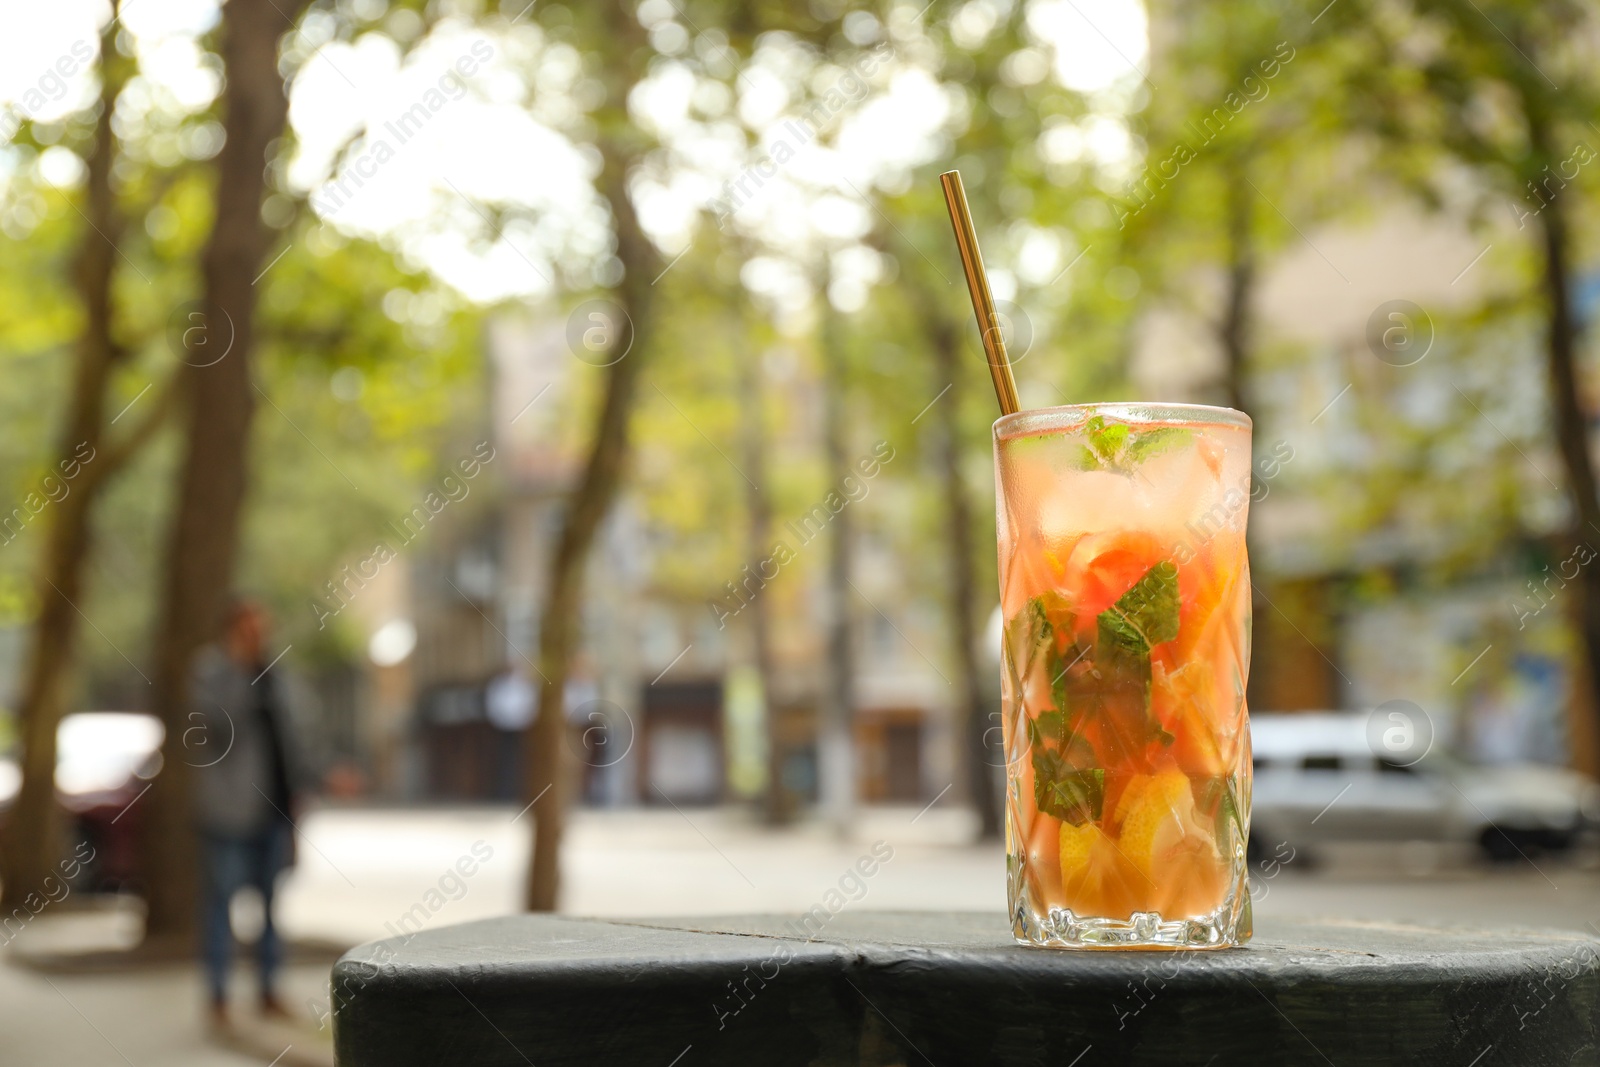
[993,402,1252,440]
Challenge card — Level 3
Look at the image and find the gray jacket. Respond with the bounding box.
[187,645,319,838]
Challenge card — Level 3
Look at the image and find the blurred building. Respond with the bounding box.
[358,312,960,811]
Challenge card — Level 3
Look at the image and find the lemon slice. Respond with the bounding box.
[1058,820,1101,885]
[1116,771,1216,879]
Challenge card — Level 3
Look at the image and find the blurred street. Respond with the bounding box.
[5,805,1599,1066]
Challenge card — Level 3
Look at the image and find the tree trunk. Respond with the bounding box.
[1219,176,1255,416]
[1216,171,1268,712]
[816,294,856,831]
[1,29,127,913]
[1529,121,1600,762]
[141,0,308,945]
[736,346,789,824]
[524,141,657,911]
[925,312,1002,839]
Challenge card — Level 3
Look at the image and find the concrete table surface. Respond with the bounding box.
[332,912,1600,1066]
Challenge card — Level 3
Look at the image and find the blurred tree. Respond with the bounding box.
[0,0,478,926]
[142,0,313,946]
[522,0,873,905]
[127,0,485,938]
[1327,0,1600,743]
[917,2,1041,841]
[734,314,791,823]
[248,231,487,660]
[919,279,1001,837]
[869,0,1130,838]
[526,141,658,909]
[1129,3,1359,414]
[0,17,174,916]
[626,252,751,614]
[1124,3,1381,711]
[524,0,663,912]
[816,268,859,829]
[1218,176,1255,417]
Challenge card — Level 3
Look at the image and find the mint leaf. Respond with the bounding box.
[1036,589,1074,624]
[1098,608,1149,670]
[1028,669,1101,825]
[1087,419,1130,463]
[1006,593,1075,684]
[1215,785,1242,854]
[1033,710,1065,743]
[1091,561,1182,749]
[1005,599,1050,683]
[1066,443,1099,471]
[1124,427,1193,465]
[1045,640,1088,715]
[1072,418,1194,473]
[1100,560,1180,652]
[1195,776,1243,854]
[1031,705,1094,754]
[1032,743,1104,825]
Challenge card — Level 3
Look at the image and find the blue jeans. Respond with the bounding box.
[201,822,292,1003]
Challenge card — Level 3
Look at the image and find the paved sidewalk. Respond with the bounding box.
[0,955,333,1067]
[277,804,996,944]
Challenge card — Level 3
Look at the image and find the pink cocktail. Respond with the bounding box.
[995,403,1253,948]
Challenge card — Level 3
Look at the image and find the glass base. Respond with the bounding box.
[1011,895,1252,950]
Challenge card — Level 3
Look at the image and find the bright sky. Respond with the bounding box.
[0,0,1149,310]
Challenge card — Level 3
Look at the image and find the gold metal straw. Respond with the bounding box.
[940,169,1020,417]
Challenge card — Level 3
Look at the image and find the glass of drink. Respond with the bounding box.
[995,403,1253,949]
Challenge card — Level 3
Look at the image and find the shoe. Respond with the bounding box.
[260,993,293,1021]
[207,999,231,1031]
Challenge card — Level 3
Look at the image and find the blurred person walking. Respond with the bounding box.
[189,599,316,1028]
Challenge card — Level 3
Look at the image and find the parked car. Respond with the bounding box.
[0,711,163,891]
[1249,712,1600,862]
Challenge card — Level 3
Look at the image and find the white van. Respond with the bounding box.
[1249,712,1600,861]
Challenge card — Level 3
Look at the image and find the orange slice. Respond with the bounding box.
[1060,530,1170,620]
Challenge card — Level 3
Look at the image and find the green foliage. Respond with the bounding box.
[1070,416,1192,473]
[4,0,1600,725]
[1027,709,1102,824]
[1099,560,1182,654]
[0,67,487,700]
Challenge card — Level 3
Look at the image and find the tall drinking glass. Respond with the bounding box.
[995,403,1253,949]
